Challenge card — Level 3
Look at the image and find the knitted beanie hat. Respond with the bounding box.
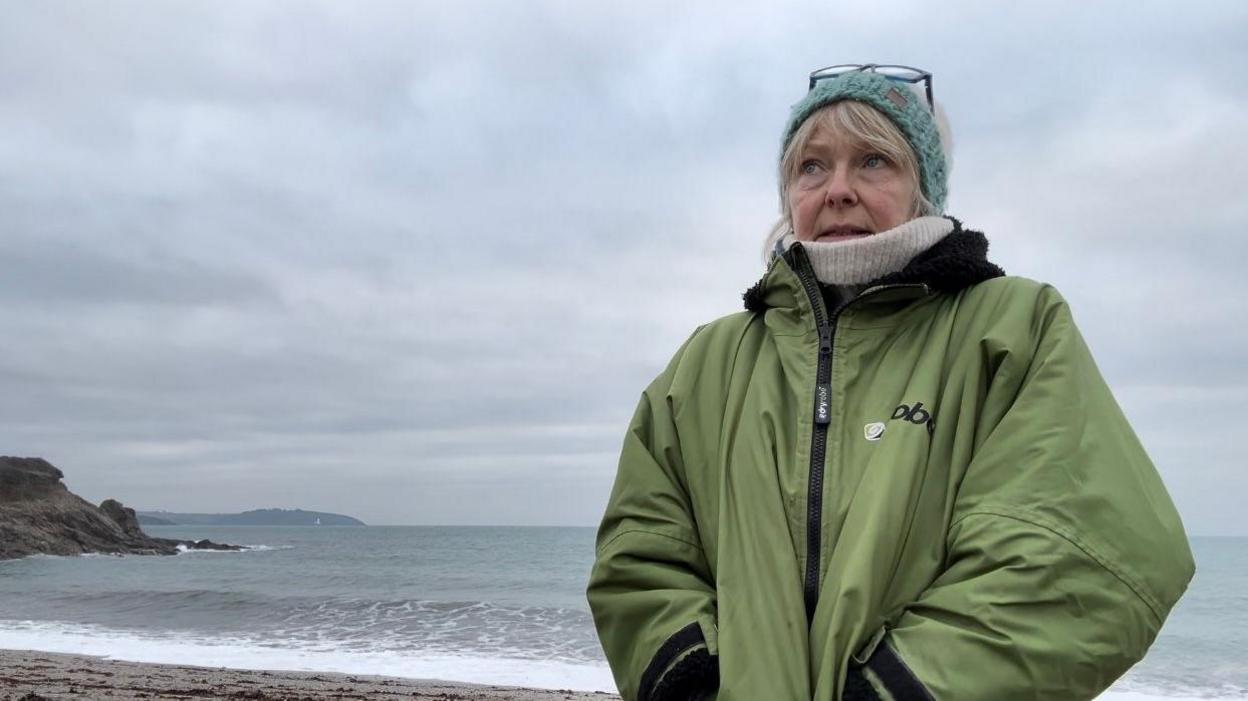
[781,71,948,213]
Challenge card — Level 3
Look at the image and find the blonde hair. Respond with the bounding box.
[762,100,951,260]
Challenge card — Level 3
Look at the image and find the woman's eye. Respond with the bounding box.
[863,154,887,169]
[800,161,821,175]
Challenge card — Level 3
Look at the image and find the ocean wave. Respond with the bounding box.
[3,552,136,562]
[0,619,615,692]
[174,543,289,553]
[5,590,602,663]
[1103,688,1248,693]
[265,598,602,662]
[1105,673,1248,700]
[0,620,1244,699]
[2,545,285,561]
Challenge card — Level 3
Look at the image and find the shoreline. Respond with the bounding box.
[0,648,622,700]
[0,648,1231,701]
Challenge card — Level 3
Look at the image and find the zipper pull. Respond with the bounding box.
[815,383,831,425]
[815,325,832,425]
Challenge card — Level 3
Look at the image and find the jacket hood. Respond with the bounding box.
[743,216,1005,313]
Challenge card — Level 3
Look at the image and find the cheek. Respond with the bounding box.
[788,189,818,231]
[867,181,916,223]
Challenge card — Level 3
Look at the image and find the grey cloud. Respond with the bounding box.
[0,236,271,306]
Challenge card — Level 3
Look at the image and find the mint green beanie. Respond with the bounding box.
[781,71,947,213]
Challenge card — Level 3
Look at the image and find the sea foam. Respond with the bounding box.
[0,620,1240,698]
[0,620,615,691]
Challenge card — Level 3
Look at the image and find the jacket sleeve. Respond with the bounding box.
[587,337,719,701]
[846,285,1194,701]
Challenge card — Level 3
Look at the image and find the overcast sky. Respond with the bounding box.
[1,1,1245,533]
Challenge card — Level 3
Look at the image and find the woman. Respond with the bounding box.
[587,65,1193,701]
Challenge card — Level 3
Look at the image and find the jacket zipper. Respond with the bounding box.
[789,246,833,623]
[789,244,928,623]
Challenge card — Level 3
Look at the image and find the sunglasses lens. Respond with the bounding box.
[809,64,861,83]
[871,65,925,82]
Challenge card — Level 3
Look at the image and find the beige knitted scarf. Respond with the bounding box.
[781,215,955,285]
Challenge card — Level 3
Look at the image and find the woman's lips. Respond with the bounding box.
[815,228,872,241]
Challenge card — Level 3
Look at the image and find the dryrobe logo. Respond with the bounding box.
[891,401,936,436]
[815,384,832,424]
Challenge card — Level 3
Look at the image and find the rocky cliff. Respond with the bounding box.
[0,456,240,560]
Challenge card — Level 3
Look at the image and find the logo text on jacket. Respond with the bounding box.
[815,384,831,424]
[891,401,936,436]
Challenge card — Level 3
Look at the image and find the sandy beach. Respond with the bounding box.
[0,649,621,701]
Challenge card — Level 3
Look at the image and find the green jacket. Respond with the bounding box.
[587,221,1194,701]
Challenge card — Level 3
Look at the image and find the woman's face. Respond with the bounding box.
[786,122,917,242]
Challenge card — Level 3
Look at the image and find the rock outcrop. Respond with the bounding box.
[99,498,145,539]
[0,456,241,560]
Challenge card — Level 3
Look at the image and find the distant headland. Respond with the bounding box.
[0,456,243,560]
[137,509,366,526]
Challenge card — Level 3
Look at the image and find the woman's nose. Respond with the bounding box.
[824,168,858,207]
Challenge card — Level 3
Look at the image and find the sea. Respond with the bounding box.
[0,527,1243,698]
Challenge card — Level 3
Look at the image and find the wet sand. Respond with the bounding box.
[0,649,621,700]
